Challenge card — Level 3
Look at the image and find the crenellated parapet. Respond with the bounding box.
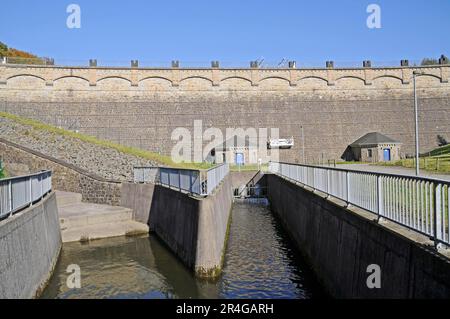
[0,62,448,89]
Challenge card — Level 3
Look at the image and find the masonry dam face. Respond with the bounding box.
[1,64,450,162]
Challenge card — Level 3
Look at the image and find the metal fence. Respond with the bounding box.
[205,164,229,195]
[269,162,450,247]
[0,170,52,220]
[2,56,437,69]
[133,163,229,196]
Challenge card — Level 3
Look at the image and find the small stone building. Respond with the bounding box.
[209,136,259,165]
[348,132,402,162]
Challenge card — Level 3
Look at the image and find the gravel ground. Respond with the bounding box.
[0,117,158,181]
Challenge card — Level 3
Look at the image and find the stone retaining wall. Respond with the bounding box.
[0,138,122,205]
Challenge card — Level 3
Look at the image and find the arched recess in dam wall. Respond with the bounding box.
[1,65,450,162]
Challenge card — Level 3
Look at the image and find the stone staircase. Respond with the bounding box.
[56,191,149,243]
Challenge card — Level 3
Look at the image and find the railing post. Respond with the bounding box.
[434,183,441,249]
[312,167,315,191]
[433,184,438,249]
[8,180,13,217]
[29,177,32,207]
[346,171,350,206]
[326,169,330,198]
[376,175,382,222]
[168,170,172,189]
[40,174,43,198]
[179,171,181,192]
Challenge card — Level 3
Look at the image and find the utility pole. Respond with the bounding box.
[413,71,424,176]
[301,125,305,164]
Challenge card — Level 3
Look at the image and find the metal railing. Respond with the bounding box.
[205,164,229,195]
[2,56,444,69]
[133,163,229,196]
[269,162,450,247]
[0,170,52,220]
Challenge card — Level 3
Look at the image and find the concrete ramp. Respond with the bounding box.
[56,191,149,243]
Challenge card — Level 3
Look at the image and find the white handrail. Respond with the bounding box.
[0,170,52,220]
[269,161,450,248]
[133,164,229,196]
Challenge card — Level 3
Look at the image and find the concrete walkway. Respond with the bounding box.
[335,164,450,182]
[56,191,149,243]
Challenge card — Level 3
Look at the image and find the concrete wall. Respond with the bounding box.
[266,173,450,298]
[0,192,61,298]
[149,175,233,277]
[230,171,262,189]
[120,182,155,224]
[1,64,449,162]
[0,138,122,205]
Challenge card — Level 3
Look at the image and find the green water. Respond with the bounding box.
[41,201,325,299]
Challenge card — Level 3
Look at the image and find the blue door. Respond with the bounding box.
[235,153,244,165]
[383,149,391,161]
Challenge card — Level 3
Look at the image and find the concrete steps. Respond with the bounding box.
[55,191,149,243]
[61,220,149,243]
[59,204,132,229]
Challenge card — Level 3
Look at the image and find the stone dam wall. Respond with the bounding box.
[0,192,61,298]
[266,173,450,298]
[149,175,233,277]
[1,64,449,162]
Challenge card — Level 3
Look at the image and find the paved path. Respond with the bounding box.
[335,164,450,182]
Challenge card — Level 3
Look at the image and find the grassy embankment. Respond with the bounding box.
[378,145,450,173]
[0,112,212,170]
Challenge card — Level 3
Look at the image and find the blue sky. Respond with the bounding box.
[0,0,449,66]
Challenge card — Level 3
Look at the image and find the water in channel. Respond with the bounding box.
[41,201,325,299]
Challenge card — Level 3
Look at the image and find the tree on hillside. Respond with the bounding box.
[0,42,8,57]
[0,41,47,65]
[7,47,38,58]
[437,135,448,147]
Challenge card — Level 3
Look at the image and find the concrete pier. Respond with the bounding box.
[149,175,233,278]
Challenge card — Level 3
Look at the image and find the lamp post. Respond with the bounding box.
[413,70,424,176]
